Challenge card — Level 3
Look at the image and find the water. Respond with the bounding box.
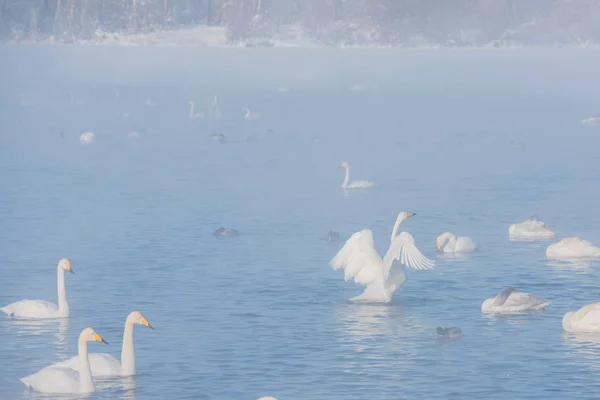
[1,47,600,399]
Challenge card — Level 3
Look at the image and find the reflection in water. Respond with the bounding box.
[119,376,137,400]
[547,259,593,272]
[436,252,471,262]
[6,318,70,355]
[563,332,600,373]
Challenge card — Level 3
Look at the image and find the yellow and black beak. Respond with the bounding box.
[93,333,109,345]
[66,263,74,274]
[141,316,154,330]
[407,212,415,217]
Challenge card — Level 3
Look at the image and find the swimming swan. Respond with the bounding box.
[481,288,549,314]
[338,161,376,189]
[330,212,434,303]
[47,311,152,377]
[546,237,600,260]
[80,132,96,144]
[1,258,73,319]
[436,232,477,253]
[508,216,556,240]
[582,117,600,127]
[19,328,108,394]
[563,303,600,332]
[188,101,204,119]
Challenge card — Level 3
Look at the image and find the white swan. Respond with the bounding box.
[20,328,107,394]
[546,237,600,260]
[47,311,152,377]
[80,132,96,144]
[481,288,549,314]
[188,101,205,119]
[563,303,600,332]
[436,232,477,253]
[508,216,556,240]
[1,259,73,319]
[582,117,600,127]
[244,108,262,120]
[330,212,435,303]
[338,161,376,189]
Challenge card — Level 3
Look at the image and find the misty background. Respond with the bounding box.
[1,0,600,47]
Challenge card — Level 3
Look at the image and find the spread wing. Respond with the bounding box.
[329,229,384,286]
[383,232,435,280]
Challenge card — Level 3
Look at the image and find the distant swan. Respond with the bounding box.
[338,161,376,189]
[481,288,549,314]
[582,117,600,127]
[330,212,434,303]
[80,132,96,144]
[1,259,73,318]
[47,311,152,377]
[212,133,225,142]
[127,130,140,139]
[546,237,600,260]
[437,232,477,253]
[509,216,556,240]
[563,303,600,332]
[244,108,262,120]
[19,328,108,394]
[188,101,204,119]
[214,227,239,237]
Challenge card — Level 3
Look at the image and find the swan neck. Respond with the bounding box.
[121,320,136,376]
[57,265,68,317]
[342,166,350,188]
[78,338,95,393]
[391,217,403,243]
[189,102,194,117]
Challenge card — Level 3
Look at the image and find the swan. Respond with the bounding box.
[1,258,73,318]
[209,95,221,118]
[436,232,477,253]
[80,132,96,144]
[47,311,152,377]
[563,303,600,332]
[508,216,556,240]
[481,288,550,314]
[330,212,435,303]
[244,108,262,120]
[546,237,600,260]
[212,133,225,142]
[338,161,376,189]
[582,117,600,127]
[128,130,140,139]
[188,101,204,119]
[19,328,108,394]
[214,227,239,237]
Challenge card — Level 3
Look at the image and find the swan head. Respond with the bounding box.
[339,161,348,168]
[188,100,193,104]
[437,232,454,251]
[59,258,74,274]
[128,311,153,329]
[396,211,415,223]
[80,327,108,344]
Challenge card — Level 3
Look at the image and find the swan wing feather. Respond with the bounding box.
[330,229,383,286]
[383,232,434,280]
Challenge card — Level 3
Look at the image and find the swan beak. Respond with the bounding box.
[141,316,153,329]
[93,333,109,345]
[436,243,441,251]
[65,263,74,274]
[407,212,415,217]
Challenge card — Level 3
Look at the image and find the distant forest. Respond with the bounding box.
[1,0,599,46]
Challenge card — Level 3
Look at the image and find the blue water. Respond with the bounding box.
[1,47,600,399]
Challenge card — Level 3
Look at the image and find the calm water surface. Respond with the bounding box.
[1,47,600,399]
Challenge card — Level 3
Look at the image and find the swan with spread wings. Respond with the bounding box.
[329,212,435,303]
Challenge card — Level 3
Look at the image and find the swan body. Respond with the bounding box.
[188,101,204,119]
[80,132,96,144]
[436,232,477,253]
[481,288,549,314]
[508,216,556,240]
[546,237,600,260]
[47,311,152,377]
[244,108,262,120]
[330,212,434,303]
[563,303,600,332]
[1,259,73,319]
[19,328,108,394]
[582,117,600,127]
[338,161,376,189]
